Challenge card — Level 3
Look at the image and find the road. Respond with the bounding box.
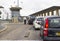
[0,23,42,41]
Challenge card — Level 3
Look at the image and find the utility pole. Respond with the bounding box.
[7,13,8,20]
[17,0,19,7]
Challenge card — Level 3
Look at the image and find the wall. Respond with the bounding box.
[0,8,7,20]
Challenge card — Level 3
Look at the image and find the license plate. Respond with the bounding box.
[56,32,60,36]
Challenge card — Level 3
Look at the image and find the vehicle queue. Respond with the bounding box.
[27,16,60,41]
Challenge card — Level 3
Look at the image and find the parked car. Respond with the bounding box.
[28,16,35,25]
[40,16,60,41]
[33,16,44,29]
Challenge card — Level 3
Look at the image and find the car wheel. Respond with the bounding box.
[34,27,37,30]
[33,26,37,30]
[33,25,35,27]
[43,40,48,41]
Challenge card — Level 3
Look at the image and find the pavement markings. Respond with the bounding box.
[24,31,30,37]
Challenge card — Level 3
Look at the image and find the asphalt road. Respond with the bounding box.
[0,23,42,41]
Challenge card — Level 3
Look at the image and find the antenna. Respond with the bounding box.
[17,0,19,7]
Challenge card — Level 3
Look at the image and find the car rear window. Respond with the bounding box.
[49,17,60,28]
[37,18,43,21]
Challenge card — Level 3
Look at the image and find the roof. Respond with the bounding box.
[30,6,60,16]
[10,7,22,11]
[36,16,43,18]
[0,6,4,8]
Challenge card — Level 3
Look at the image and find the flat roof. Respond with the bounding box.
[30,6,60,16]
[0,6,4,8]
[10,7,22,11]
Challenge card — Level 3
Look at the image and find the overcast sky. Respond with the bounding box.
[0,0,60,16]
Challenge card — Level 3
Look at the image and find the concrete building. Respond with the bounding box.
[0,6,7,20]
[10,0,22,23]
[10,7,22,23]
[30,6,60,17]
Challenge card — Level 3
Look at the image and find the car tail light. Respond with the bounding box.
[44,18,48,36]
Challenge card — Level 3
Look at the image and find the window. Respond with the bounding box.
[37,18,43,21]
[0,11,2,14]
[49,17,60,28]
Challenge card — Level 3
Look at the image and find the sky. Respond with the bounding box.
[0,0,60,16]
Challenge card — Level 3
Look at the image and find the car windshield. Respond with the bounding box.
[49,17,60,28]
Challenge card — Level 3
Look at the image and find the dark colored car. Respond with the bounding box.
[40,16,60,41]
[28,18,35,24]
[28,16,35,25]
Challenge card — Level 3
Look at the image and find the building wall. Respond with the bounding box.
[0,8,7,20]
[30,7,60,17]
[11,11,20,17]
[38,9,59,17]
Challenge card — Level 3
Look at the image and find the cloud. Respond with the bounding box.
[0,0,60,16]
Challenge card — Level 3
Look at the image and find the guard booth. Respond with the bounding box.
[10,7,22,23]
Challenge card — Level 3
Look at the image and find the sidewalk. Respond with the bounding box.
[8,20,28,24]
[0,25,7,33]
[0,23,7,33]
[0,26,4,30]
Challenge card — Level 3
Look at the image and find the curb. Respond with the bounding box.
[0,25,8,33]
